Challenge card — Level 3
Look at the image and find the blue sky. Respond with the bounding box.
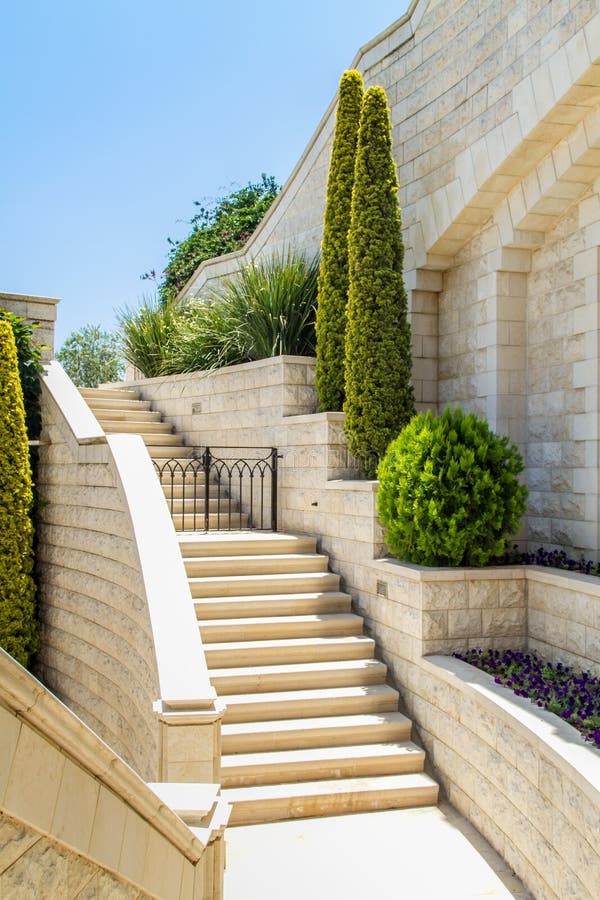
[2,1,408,348]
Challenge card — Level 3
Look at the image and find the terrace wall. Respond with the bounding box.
[174,0,600,558]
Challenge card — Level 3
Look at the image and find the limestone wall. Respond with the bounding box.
[171,0,600,555]
[0,649,227,899]
[527,190,600,553]
[0,291,59,356]
[414,655,600,900]
[36,372,162,781]
[36,362,222,786]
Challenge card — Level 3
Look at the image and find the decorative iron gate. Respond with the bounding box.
[154,446,279,532]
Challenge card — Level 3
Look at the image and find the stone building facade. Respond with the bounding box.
[181,0,600,557]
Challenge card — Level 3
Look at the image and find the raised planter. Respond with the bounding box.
[417,654,600,900]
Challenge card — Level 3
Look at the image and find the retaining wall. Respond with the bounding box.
[0,649,227,899]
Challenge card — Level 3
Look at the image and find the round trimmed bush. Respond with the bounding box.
[377,407,528,567]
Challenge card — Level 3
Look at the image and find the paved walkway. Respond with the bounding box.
[224,803,532,899]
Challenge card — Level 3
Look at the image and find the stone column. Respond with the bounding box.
[405,269,442,414]
[475,246,529,445]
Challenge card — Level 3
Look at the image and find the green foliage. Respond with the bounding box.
[0,319,39,667]
[57,324,124,387]
[153,175,280,301]
[0,309,44,439]
[172,252,319,372]
[118,296,184,378]
[343,86,415,477]
[120,253,318,376]
[315,69,363,412]
[377,407,528,567]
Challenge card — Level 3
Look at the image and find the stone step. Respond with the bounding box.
[221,711,413,754]
[203,635,376,668]
[178,532,318,558]
[169,498,237,515]
[221,683,399,724]
[84,396,152,411]
[100,420,174,435]
[80,387,142,401]
[221,741,425,787]
[135,432,182,446]
[222,772,439,826]
[209,658,387,694]
[195,591,352,620]
[199,613,364,643]
[190,571,340,598]
[184,553,330,578]
[90,408,162,423]
[173,513,249,531]
[160,484,224,501]
[147,447,194,460]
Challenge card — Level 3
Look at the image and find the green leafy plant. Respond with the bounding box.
[0,319,39,667]
[171,252,319,372]
[343,86,414,476]
[0,309,44,439]
[146,174,280,301]
[57,324,124,387]
[118,295,185,378]
[315,69,363,412]
[377,407,528,567]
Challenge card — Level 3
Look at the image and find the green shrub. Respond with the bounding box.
[171,251,319,372]
[0,319,39,667]
[0,309,44,439]
[315,69,363,412]
[151,175,280,301]
[343,86,414,477]
[377,407,528,567]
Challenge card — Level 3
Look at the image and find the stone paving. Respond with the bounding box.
[224,802,533,899]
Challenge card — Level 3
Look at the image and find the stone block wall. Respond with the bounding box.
[411,655,600,900]
[526,187,600,553]
[528,567,600,675]
[128,356,317,451]
[173,0,600,557]
[36,385,161,781]
[0,291,59,356]
[0,650,226,899]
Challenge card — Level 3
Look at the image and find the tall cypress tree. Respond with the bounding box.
[344,86,415,477]
[315,69,363,412]
[0,319,39,667]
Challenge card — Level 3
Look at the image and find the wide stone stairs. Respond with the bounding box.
[81,385,439,825]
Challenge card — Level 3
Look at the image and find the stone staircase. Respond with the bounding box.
[81,386,439,825]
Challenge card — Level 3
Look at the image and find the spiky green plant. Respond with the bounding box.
[0,319,39,667]
[315,69,363,412]
[118,295,184,378]
[344,85,414,476]
[172,252,319,372]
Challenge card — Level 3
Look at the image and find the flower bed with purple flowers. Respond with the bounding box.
[454,648,600,749]
[493,544,600,575]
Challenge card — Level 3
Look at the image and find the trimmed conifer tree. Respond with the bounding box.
[0,319,39,667]
[315,69,363,411]
[343,85,415,477]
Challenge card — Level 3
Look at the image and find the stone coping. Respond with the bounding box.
[374,557,600,595]
[426,653,600,803]
[41,363,218,713]
[0,649,212,859]
[0,290,60,307]
[108,435,218,711]
[122,354,316,388]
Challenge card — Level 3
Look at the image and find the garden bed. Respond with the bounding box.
[454,648,600,749]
